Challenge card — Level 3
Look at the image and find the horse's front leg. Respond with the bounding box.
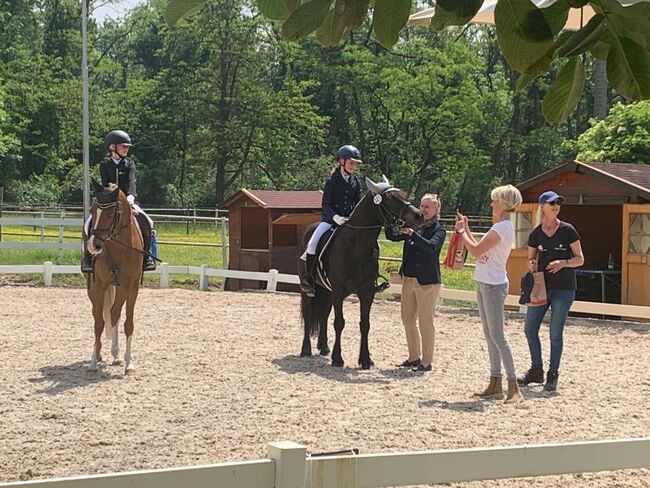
[358,287,375,370]
[300,294,313,357]
[330,296,345,367]
[123,286,140,374]
[89,290,105,371]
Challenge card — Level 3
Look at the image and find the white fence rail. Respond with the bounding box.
[1,438,649,488]
[0,263,649,320]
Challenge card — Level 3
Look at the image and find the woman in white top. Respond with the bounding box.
[455,185,524,404]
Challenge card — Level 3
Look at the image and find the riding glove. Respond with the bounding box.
[333,215,348,226]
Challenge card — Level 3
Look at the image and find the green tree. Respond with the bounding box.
[572,101,650,162]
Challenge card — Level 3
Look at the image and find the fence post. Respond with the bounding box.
[159,262,169,289]
[267,441,307,488]
[57,209,65,263]
[199,264,208,291]
[40,211,45,242]
[267,269,279,292]
[44,261,53,286]
[220,217,228,269]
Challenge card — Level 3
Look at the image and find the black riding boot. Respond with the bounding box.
[138,216,156,271]
[300,253,316,297]
[81,248,94,273]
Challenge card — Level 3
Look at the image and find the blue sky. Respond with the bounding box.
[92,0,144,23]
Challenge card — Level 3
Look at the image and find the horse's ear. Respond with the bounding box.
[382,174,390,185]
[91,178,103,194]
[110,186,119,202]
[365,177,381,195]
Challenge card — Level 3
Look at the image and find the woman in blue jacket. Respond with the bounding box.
[385,194,446,372]
[300,145,362,296]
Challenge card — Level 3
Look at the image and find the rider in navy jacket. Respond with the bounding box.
[300,145,362,296]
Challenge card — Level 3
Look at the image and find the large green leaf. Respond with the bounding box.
[373,0,411,49]
[165,0,206,27]
[256,0,292,20]
[317,0,346,46]
[606,34,650,100]
[282,0,333,41]
[540,0,569,36]
[430,0,482,31]
[495,0,554,73]
[342,0,369,29]
[556,14,604,57]
[542,57,586,124]
[590,41,609,60]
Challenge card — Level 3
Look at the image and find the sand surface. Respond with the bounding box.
[1,286,649,487]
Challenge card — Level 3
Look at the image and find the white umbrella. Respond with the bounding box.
[408,0,596,30]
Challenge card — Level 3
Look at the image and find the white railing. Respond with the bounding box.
[0,263,649,320]
[1,438,649,488]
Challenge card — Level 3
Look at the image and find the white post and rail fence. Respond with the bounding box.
[1,438,649,487]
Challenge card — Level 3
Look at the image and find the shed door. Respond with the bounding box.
[507,203,536,295]
[622,204,650,306]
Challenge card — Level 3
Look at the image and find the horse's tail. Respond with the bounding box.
[300,286,331,337]
[103,285,116,340]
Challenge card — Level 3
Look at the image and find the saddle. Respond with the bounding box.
[312,227,389,293]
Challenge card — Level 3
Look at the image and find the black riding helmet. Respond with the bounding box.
[335,145,362,162]
[104,130,132,150]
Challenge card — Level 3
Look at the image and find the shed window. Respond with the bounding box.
[629,213,650,255]
[511,211,533,249]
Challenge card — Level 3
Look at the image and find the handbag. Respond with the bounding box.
[444,231,468,270]
[519,271,547,306]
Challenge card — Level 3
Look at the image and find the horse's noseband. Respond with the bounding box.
[372,188,411,228]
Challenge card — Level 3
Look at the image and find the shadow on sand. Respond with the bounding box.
[272,354,424,385]
[28,361,125,395]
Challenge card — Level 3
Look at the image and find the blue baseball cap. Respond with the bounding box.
[538,191,565,204]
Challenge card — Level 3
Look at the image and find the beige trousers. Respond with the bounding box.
[400,277,441,366]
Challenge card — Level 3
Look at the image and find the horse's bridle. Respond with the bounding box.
[345,188,413,230]
[89,200,124,242]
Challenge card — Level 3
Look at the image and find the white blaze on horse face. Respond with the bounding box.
[87,208,104,255]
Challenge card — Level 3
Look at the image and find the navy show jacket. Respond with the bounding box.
[99,158,137,201]
[321,168,362,224]
[385,219,446,285]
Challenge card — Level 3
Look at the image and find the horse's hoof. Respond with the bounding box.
[112,359,124,366]
[124,367,135,375]
[360,363,372,370]
[331,359,344,367]
[300,351,312,358]
[319,347,330,356]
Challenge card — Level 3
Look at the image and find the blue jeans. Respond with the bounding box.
[476,282,517,380]
[523,289,575,373]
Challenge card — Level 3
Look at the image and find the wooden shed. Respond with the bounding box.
[506,161,650,306]
[220,190,322,291]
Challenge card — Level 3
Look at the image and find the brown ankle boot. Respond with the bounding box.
[473,376,504,400]
[504,379,524,404]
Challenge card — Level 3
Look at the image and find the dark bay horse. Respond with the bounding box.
[300,176,423,369]
[86,179,144,374]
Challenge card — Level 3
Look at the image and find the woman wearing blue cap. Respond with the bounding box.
[518,191,584,392]
[300,145,362,297]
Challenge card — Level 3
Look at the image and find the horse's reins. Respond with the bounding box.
[343,189,412,230]
[90,200,162,261]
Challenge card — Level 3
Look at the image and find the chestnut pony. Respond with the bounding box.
[85,179,144,374]
[300,176,423,369]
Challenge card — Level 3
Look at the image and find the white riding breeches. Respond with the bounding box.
[306,221,333,255]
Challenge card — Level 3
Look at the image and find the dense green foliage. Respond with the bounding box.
[572,101,650,163]
[2,0,644,215]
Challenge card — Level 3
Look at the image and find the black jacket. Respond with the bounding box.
[99,158,137,200]
[385,219,446,285]
[321,168,361,224]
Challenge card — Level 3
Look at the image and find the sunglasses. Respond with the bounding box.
[546,201,562,206]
